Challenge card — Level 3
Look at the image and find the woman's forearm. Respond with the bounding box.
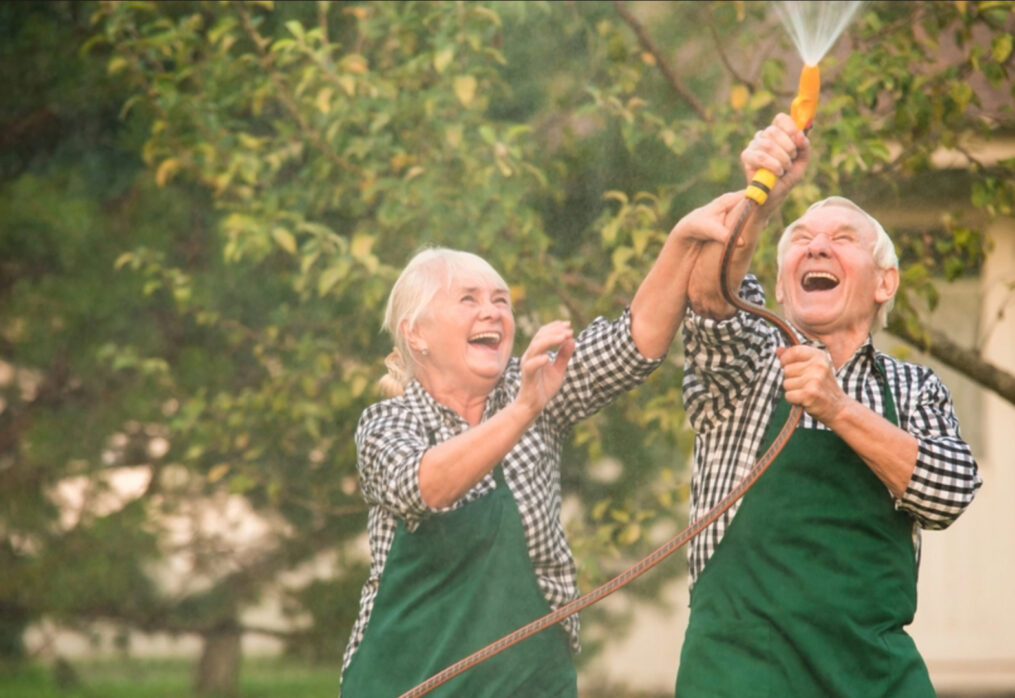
[417,401,535,508]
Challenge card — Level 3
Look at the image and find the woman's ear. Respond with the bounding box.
[402,318,429,356]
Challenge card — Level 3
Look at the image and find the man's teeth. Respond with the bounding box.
[802,272,839,291]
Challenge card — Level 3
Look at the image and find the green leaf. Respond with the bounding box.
[453,75,478,106]
[285,19,305,40]
[991,33,1013,63]
[318,262,348,297]
[433,48,454,74]
[271,227,297,255]
[107,55,128,75]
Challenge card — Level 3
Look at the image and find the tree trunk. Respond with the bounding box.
[195,624,242,697]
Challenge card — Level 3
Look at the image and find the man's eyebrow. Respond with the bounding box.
[789,223,862,236]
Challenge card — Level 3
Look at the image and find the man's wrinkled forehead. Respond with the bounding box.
[788,204,877,243]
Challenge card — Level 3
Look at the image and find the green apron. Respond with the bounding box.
[342,465,577,698]
[676,361,935,697]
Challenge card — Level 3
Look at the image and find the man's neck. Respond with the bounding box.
[805,328,871,370]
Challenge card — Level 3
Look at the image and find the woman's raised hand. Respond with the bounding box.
[517,320,575,419]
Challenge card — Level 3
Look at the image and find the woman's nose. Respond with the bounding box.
[478,298,499,317]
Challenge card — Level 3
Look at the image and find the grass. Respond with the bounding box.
[0,657,680,698]
[0,657,342,698]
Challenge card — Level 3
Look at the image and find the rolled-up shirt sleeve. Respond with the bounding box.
[354,403,433,523]
[549,307,663,427]
[682,276,778,433]
[898,369,982,529]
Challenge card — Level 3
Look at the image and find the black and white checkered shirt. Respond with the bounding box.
[682,275,982,585]
[343,308,663,670]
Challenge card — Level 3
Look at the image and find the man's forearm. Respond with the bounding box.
[687,208,770,319]
[826,398,917,499]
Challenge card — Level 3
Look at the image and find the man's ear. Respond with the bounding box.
[775,273,785,304]
[875,267,899,306]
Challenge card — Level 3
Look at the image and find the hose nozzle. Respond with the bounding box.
[790,64,820,131]
[745,63,820,205]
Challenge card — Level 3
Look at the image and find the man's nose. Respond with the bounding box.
[806,232,832,256]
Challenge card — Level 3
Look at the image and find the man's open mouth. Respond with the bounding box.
[801,271,840,292]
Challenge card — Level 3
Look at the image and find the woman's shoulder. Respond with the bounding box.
[358,386,429,433]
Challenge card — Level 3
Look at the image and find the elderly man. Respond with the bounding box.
[674,121,982,696]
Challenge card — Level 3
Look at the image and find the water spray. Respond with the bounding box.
[745,0,861,205]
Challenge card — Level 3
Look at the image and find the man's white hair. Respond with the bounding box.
[776,196,899,329]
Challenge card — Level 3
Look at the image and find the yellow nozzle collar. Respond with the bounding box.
[790,64,820,131]
[745,168,778,205]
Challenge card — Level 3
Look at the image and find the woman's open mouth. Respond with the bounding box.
[468,331,502,349]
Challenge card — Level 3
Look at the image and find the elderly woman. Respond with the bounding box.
[340,120,803,697]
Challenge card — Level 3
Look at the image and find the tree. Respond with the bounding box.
[0,0,168,669]
[2,1,1013,694]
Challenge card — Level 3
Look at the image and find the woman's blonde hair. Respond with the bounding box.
[378,247,509,397]
[776,196,899,329]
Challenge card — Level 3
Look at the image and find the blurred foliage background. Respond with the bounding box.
[1,1,1013,695]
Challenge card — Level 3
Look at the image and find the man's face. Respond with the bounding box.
[776,205,897,341]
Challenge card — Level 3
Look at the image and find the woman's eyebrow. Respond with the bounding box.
[456,285,509,296]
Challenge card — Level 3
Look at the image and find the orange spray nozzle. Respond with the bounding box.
[745,64,820,205]
[790,64,820,131]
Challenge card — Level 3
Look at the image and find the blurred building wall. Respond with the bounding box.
[906,220,1015,695]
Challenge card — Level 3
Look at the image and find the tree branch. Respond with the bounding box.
[235,4,358,175]
[611,1,710,121]
[887,315,1015,408]
[706,16,752,86]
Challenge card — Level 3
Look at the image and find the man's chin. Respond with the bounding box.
[788,308,842,335]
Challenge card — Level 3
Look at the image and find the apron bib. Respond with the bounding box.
[676,361,934,697]
[342,466,577,697]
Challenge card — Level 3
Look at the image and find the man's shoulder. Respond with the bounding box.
[871,347,940,387]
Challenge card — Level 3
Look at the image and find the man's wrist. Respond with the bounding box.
[689,296,737,320]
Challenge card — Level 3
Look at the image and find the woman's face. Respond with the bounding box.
[410,273,516,395]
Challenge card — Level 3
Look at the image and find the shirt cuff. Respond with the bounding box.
[683,275,767,347]
[617,306,666,376]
